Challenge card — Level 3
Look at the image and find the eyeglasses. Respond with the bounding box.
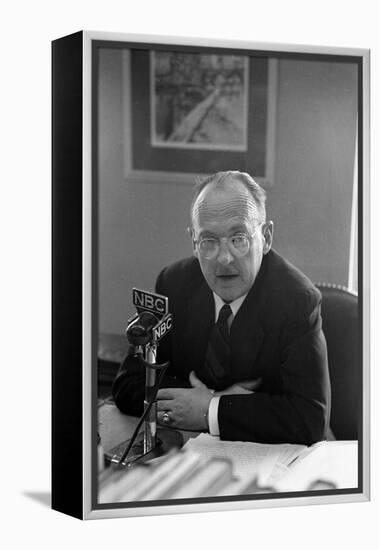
[193,223,263,260]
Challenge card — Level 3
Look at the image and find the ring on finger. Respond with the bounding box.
[162,411,171,424]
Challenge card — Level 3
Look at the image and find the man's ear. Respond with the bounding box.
[188,227,198,257]
[262,221,274,255]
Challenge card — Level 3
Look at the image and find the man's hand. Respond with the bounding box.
[156,371,213,430]
[214,378,262,396]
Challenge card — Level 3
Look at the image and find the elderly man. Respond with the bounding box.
[113,171,331,445]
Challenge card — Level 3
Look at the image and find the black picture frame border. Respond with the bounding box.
[52,30,84,520]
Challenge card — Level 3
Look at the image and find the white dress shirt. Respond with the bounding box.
[207,292,247,436]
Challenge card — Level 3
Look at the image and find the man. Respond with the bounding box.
[113,171,331,445]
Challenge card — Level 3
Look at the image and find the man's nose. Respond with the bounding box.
[216,240,234,265]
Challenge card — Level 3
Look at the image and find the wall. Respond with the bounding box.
[98,48,194,334]
[270,58,357,284]
[98,49,357,335]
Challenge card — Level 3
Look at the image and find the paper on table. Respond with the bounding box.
[274,440,358,492]
[183,433,305,485]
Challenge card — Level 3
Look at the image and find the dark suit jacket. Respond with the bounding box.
[112,250,331,445]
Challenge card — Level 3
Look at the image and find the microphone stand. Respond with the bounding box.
[144,342,158,455]
[116,353,169,467]
[104,290,183,468]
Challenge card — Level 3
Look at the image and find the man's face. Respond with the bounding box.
[191,180,273,302]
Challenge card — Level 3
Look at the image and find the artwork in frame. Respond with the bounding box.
[124,47,277,185]
[52,31,370,520]
[150,51,250,151]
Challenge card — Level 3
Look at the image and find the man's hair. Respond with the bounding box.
[190,170,267,224]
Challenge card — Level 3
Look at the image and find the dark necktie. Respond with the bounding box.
[203,304,233,389]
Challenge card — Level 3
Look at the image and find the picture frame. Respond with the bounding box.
[122,48,277,186]
[52,30,370,520]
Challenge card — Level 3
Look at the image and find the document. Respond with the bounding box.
[274,440,358,491]
[183,433,305,485]
[184,434,358,491]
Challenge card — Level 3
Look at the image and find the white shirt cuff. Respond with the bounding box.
[208,396,221,436]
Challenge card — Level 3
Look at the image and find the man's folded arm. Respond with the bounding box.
[218,302,331,445]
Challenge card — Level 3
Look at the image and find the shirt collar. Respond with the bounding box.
[213,292,248,321]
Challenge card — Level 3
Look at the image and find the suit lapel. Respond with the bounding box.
[230,300,264,381]
[229,258,268,381]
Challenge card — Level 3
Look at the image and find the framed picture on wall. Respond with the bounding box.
[52,31,370,521]
[123,47,277,185]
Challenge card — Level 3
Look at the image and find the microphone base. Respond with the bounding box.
[104,428,183,468]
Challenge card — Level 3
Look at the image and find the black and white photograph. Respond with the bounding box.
[3,4,378,550]
[3,0,379,545]
[65,33,370,518]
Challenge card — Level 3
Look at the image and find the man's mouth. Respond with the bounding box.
[216,273,239,280]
